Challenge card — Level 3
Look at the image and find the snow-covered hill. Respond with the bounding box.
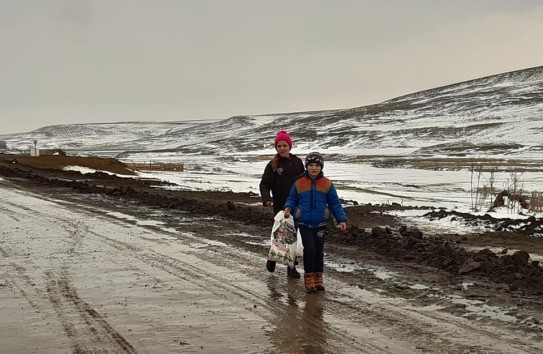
[2,66,542,160]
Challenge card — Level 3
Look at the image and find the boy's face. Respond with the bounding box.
[306,162,322,179]
[275,140,291,158]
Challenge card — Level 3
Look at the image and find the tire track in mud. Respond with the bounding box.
[85,226,502,353]
[0,185,137,353]
[0,198,40,222]
[16,191,365,352]
[1,254,134,353]
[1,187,90,259]
[0,201,47,312]
[1,262,42,311]
[44,269,137,354]
[1,260,125,353]
[0,205,22,222]
[84,212,540,353]
[3,182,541,352]
[11,265,41,310]
[85,225,381,353]
[6,188,530,353]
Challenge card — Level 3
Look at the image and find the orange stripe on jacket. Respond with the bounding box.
[294,177,332,194]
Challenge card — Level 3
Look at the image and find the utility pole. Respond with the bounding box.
[31,139,38,157]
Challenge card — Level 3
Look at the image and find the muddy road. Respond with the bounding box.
[2,160,543,353]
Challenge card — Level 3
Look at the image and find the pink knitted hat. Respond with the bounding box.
[274,130,292,149]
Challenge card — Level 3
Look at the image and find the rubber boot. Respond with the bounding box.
[266,260,276,273]
[314,272,325,292]
[304,273,316,293]
[287,266,301,279]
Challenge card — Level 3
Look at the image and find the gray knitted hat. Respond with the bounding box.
[305,152,324,169]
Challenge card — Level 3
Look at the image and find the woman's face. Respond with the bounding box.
[306,163,322,179]
[275,140,291,158]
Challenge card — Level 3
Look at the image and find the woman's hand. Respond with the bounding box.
[338,222,348,231]
[284,208,291,218]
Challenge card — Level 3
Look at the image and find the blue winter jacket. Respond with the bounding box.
[284,171,347,229]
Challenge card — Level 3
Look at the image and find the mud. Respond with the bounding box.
[3,161,543,296]
[2,155,543,352]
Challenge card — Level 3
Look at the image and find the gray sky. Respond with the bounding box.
[1,0,543,134]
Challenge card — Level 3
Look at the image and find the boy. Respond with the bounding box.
[284,152,347,293]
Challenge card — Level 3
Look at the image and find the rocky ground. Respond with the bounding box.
[2,154,543,352]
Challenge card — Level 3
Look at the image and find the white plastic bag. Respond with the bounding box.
[268,211,299,267]
[296,229,304,258]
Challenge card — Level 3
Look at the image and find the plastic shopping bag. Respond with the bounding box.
[268,211,298,267]
[296,229,304,258]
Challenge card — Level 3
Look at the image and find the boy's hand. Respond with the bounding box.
[338,222,348,231]
[284,208,291,218]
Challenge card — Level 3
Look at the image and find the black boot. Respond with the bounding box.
[266,260,276,273]
[287,266,301,278]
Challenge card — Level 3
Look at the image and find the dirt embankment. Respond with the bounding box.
[2,154,543,297]
[0,154,135,175]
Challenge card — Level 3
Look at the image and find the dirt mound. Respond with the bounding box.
[333,225,543,295]
[0,154,135,175]
[424,209,543,235]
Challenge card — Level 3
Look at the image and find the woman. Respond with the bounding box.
[260,130,305,278]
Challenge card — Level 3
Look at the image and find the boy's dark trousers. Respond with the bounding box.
[298,225,326,273]
[299,225,327,292]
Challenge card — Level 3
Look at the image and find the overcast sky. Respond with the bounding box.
[1,0,543,134]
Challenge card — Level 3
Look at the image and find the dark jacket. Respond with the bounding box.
[260,154,305,214]
[284,171,347,229]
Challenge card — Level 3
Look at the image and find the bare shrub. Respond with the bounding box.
[469,158,489,212]
[529,191,543,213]
[468,159,541,215]
[488,168,497,205]
[503,170,525,213]
[478,185,491,208]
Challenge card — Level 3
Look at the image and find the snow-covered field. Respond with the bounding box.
[86,152,540,211]
[63,150,543,238]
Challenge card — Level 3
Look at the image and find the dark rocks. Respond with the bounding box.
[458,260,482,274]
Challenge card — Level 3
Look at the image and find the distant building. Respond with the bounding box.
[29,146,40,157]
[28,147,66,156]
